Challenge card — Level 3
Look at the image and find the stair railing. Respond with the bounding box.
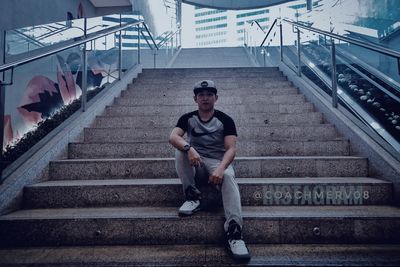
[0,14,175,181]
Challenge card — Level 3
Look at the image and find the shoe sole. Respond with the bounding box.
[226,241,251,262]
[178,206,201,217]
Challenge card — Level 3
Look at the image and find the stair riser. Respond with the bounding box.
[49,158,368,180]
[69,140,350,159]
[122,88,299,98]
[24,182,392,209]
[104,103,315,116]
[137,73,284,79]
[93,113,324,128]
[113,95,305,106]
[83,126,338,143]
[1,217,398,247]
[129,80,291,89]
[141,67,279,73]
[133,75,287,86]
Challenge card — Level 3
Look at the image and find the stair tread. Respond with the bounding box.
[71,138,349,145]
[29,177,391,187]
[1,244,400,267]
[53,156,367,163]
[2,205,400,220]
[85,124,335,129]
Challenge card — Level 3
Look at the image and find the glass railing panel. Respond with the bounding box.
[337,42,400,85]
[87,32,120,93]
[117,26,140,76]
[280,22,299,73]
[333,45,400,142]
[299,30,334,97]
[5,19,85,58]
[297,30,400,143]
[2,45,83,168]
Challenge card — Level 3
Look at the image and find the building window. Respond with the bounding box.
[236,9,269,18]
[195,16,227,24]
[195,9,226,17]
[195,23,227,31]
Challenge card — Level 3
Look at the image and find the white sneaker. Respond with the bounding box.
[227,239,251,262]
[226,220,251,262]
[178,200,201,216]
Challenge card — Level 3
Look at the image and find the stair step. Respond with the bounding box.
[114,95,305,106]
[122,87,298,97]
[49,156,368,180]
[93,112,324,128]
[1,206,399,246]
[83,125,338,143]
[139,68,282,76]
[138,72,284,79]
[24,177,392,209]
[132,77,288,85]
[69,139,350,159]
[128,80,291,90]
[1,244,400,266]
[105,103,315,116]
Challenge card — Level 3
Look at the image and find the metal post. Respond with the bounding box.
[263,49,266,67]
[397,58,400,75]
[153,50,156,69]
[297,27,301,76]
[81,18,87,112]
[171,37,174,57]
[279,23,283,62]
[137,24,141,64]
[2,31,5,66]
[118,14,122,80]
[331,38,338,108]
[118,30,122,80]
[0,81,5,179]
[1,31,6,178]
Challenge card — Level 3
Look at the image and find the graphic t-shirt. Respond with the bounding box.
[176,109,237,160]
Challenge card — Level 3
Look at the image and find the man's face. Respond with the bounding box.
[194,90,218,112]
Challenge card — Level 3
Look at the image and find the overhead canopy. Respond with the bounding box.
[89,0,131,8]
[182,0,297,10]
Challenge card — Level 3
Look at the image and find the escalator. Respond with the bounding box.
[299,40,400,143]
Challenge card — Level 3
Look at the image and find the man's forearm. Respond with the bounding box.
[219,147,236,170]
[169,134,189,151]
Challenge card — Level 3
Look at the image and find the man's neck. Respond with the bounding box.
[198,109,215,122]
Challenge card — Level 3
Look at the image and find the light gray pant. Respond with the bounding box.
[175,150,243,232]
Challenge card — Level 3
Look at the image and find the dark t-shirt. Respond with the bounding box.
[176,109,237,160]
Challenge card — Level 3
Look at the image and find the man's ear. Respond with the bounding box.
[215,94,218,101]
[193,95,198,103]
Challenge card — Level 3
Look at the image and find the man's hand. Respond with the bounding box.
[188,147,203,167]
[209,166,225,185]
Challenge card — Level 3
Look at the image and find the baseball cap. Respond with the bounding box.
[193,80,217,95]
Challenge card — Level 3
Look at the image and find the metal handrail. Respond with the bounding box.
[251,20,266,34]
[142,23,158,50]
[260,18,278,47]
[283,19,400,60]
[157,28,181,48]
[0,20,144,73]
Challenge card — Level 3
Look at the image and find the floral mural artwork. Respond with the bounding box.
[2,49,115,150]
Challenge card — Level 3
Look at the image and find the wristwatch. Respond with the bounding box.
[182,144,191,152]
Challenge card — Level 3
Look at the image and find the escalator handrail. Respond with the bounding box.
[260,18,278,47]
[282,19,400,59]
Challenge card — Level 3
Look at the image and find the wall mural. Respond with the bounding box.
[2,3,117,150]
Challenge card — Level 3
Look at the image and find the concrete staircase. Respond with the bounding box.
[1,67,400,266]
